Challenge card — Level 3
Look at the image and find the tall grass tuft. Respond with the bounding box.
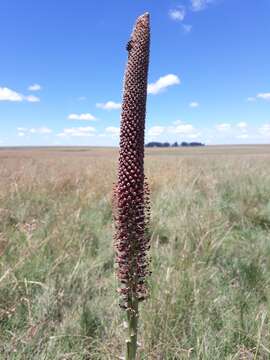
[113,13,151,360]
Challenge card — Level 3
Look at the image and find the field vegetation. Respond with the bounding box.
[1,146,270,359]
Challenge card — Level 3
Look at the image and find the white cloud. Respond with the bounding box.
[16,127,52,136]
[25,95,40,102]
[27,127,50,134]
[41,128,52,134]
[68,113,96,121]
[30,127,52,134]
[191,0,214,11]
[148,74,180,95]
[105,126,119,134]
[78,96,87,101]
[28,84,41,91]
[169,123,201,139]
[99,127,120,138]
[96,101,121,110]
[236,122,248,131]
[187,132,201,139]
[236,134,249,139]
[173,120,184,125]
[189,101,199,108]
[169,7,186,21]
[147,122,200,140]
[169,123,197,135]
[257,93,270,101]
[0,87,40,102]
[182,24,192,33]
[147,126,166,137]
[0,87,23,102]
[259,124,270,136]
[105,126,120,136]
[216,123,231,131]
[58,126,96,137]
[248,93,270,102]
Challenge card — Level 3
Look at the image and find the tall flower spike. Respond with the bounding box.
[113,12,151,360]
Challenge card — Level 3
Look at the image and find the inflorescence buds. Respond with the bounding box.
[114,13,151,310]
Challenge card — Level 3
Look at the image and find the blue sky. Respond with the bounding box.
[1,0,270,146]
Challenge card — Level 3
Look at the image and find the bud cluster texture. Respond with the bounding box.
[114,13,151,309]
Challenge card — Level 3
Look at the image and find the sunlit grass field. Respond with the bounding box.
[1,146,270,359]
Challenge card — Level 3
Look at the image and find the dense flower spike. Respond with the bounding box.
[113,14,151,359]
[114,12,151,311]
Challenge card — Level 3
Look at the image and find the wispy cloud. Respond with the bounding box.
[147,122,200,139]
[0,87,40,102]
[58,126,96,137]
[148,74,180,95]
[216,123,231,131]
[105,126,120,136]
[96,101,121,110]
[191,0,215,12]
[17,127,52,136]
[169,6,193,33]
[28,84,42,91]
[259,124,270,136]
[77,96,87,101]
[182,24,192,33]
[246,92,270,102]
[169,6,186,21]
[29,127,52,134]
[236,133,249,139]
[236,122,248,131]
[169,123,200,137]
[25,95,40,102]
[189,101,199,108]
[147,126,166,137]
[68,113,96,121]
[257,93,270,101]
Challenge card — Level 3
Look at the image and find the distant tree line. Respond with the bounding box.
[145,141,205,148]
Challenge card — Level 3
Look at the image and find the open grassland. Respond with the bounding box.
[1,146,270,359]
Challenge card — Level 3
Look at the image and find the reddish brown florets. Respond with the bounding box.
[113,13,151,309]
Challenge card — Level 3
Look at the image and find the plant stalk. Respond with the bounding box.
[125,295,138,360]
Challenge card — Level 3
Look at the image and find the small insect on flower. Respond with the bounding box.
[126,40,133,52]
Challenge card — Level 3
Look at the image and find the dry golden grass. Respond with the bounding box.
[1,145,270,359]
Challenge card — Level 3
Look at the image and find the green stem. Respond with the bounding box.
[125,295,138,360]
